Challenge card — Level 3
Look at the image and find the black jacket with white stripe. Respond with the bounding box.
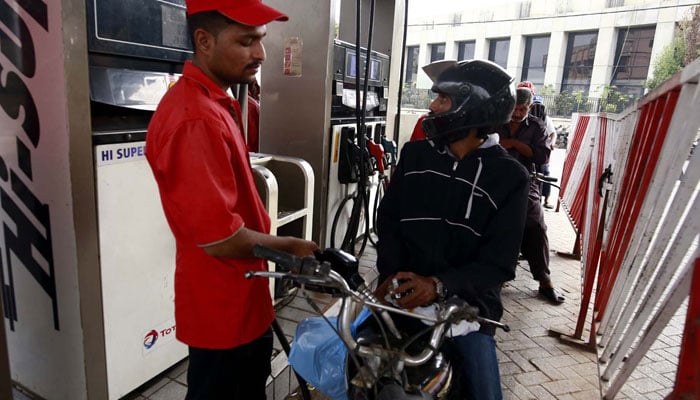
[376,134,529,335]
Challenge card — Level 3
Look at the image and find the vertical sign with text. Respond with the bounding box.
[0,0,87,398]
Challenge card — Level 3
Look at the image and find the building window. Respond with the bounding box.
[521,35,550,89]
[405,46,419,84]
[611,26,655,98]
[561,31,598,94]
[488,38,510,69]
[457,41,475,61]
[430,43,445,62]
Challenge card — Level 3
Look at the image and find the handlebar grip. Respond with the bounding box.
[253,244,327,277]
[253,244,303,271]
[532,172,558,183]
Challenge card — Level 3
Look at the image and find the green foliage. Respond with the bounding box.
[552,91,575,116]
[550,90,593,115]
[643,5,699,91]
[599,85,633,113]
[569,91,592,113]
[545,86,634,117]
[646,35,686,90]
[540,84,557,96]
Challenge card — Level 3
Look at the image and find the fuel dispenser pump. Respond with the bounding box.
[256,0,405,256]
[326,39,391,254]
[331,120,393,255]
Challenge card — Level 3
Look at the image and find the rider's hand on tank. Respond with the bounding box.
[392,272,437,309]
[373,275,396,305]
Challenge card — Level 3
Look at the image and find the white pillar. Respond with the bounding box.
[590,27,616,97]
[545,30,567,92]
[509,34,525,81]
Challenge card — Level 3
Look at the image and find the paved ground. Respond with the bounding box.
[50,205,683,400]
[14,148,685,400]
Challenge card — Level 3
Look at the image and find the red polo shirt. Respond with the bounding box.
[146,61,274,349]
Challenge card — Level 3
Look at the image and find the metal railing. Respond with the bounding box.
[552,57,700,399]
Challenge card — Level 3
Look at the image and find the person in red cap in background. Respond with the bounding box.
[517,80,535,93]
[146,1,318,399]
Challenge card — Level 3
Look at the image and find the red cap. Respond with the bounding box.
[517,81,535,93]
[186,0,288,26]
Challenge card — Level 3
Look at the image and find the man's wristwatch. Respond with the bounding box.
[431,277,447,302]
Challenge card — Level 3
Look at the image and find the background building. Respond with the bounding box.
[401,0,698,116]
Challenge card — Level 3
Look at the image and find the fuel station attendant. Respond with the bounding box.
[145,1,318,399]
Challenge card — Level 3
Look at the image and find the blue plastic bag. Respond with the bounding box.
[288,308,371,400]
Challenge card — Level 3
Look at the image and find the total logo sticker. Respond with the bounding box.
[142,321,177,354]
[143,330,159,350]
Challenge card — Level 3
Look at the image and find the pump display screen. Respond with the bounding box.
[345,51,381,81]
[87,0,192,62]
[346,52,358,78]
[370,60,380,80]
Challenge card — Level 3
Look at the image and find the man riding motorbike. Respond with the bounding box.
[374,59,530,400]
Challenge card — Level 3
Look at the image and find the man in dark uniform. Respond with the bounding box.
[496,88,565,304]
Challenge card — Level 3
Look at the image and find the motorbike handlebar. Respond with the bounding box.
[531,171,561,189]
[531,171,558,183]
[247,245,510,367]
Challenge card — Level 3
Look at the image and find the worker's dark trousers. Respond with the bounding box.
[185,327,273,400]
[520,185,551,283]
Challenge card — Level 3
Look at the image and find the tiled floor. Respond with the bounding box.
[14,149,685,399]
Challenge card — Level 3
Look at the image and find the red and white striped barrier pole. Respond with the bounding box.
[665,256,700,400]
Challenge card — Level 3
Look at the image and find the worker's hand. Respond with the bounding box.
[391,271,437,309]
[283,237,319,258]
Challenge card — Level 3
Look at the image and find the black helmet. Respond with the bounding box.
[421,59,515,143]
